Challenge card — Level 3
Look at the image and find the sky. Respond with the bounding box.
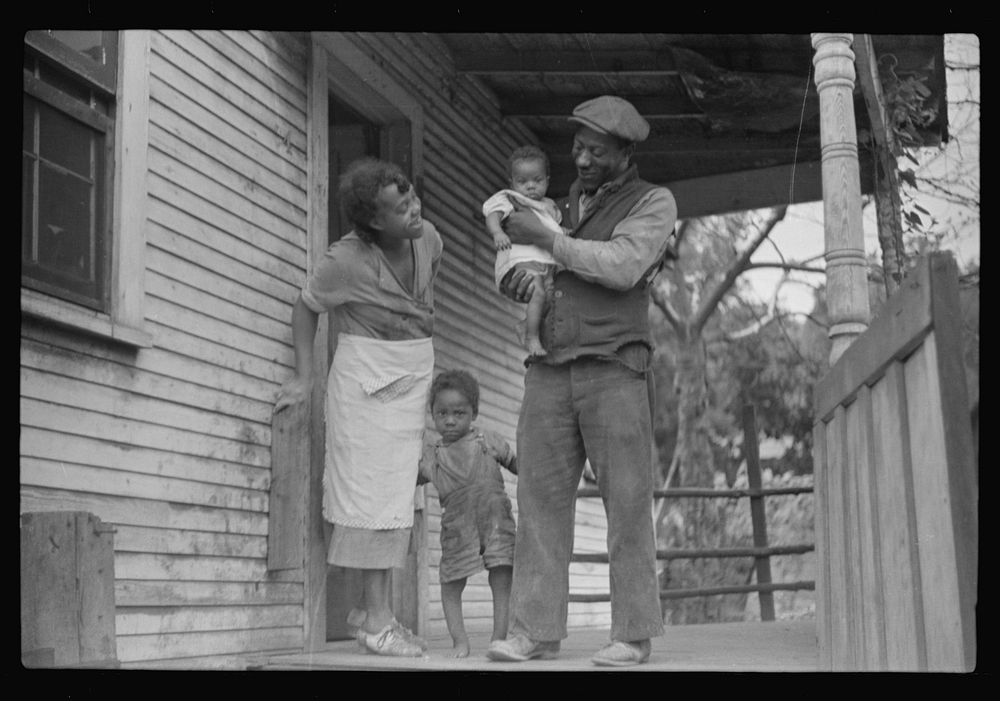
[742,34,980,316]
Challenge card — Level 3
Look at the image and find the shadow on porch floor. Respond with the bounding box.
[251,620,818,672]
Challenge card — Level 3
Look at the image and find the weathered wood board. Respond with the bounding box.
[813,253,977,671]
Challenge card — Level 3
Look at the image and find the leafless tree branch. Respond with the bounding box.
[691,207,788,335]
[742,262,826,274]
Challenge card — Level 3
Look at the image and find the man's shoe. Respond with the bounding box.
[591,639,651,667]
[487,633,560,662]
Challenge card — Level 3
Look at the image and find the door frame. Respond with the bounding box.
[302,32,427,651]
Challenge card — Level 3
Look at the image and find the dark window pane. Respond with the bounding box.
[24,99,36,152]
[49,31,106,65]
[38,163,94,283]
[36,59,92,105]
[21,31,112,312]
[38,100,92,176]
[23,154,36,259]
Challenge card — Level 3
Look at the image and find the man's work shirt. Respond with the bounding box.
[552,182,677,291]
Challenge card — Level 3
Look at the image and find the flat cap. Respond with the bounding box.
[569,95,650,143]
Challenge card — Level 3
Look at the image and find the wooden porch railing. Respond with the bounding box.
[570,405,815,621]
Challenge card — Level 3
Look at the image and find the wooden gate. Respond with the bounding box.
[812,253,977,671]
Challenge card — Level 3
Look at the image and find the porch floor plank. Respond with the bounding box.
[251,620,818,672]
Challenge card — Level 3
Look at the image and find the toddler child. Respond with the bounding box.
[418,369,518,657]
[483,145,567,357]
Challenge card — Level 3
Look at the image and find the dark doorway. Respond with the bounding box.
[324,93,379,642]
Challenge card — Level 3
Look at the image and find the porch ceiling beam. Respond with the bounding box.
[540,135,817,156]
[663,160,827,219]
[452,49,679,74]
[550,158,870,220]
[500,95,701,119]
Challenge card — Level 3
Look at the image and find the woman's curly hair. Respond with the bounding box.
[338,158,412,242]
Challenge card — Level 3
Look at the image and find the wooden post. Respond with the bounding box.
[854,34,906,297]
[268,401,310,571]
[742,406,775,622]
[812,33,871,365]
[302,34,331,652]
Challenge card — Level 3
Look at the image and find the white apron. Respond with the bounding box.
[322,333,434,529]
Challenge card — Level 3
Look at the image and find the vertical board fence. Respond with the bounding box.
[812,253,977,671]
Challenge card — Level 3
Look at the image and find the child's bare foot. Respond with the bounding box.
[526,337,546,356]
[452,640,471,658]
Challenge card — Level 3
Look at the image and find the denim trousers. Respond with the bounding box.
[509,357,665,643]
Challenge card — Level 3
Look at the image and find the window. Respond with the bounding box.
[23,31,117,311]
[22,30,151,347]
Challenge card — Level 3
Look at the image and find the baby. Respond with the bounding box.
[418,369,518,657]
[483,145,566,357]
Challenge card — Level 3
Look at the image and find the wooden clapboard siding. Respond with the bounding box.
[147,216,299,312]
[148,121,305,230]
[147,198,304,289]
[20,399,267,470]
[116,628,304,665]
[147,170,303,269]
[146,319,288,389]
[116,580,303,608]
[151,32,306,158]
[812,254,976,671]
[113,525,268,559]
[145,297,292,371]
[146,265,289,349]
[117,30,308,665]
[20,336,274,427]
[21,458,267,514]
[20,29,310,668]
[191,30,307,112]
[22,427,269,492]
[146,148,302,253]
[21,488,266,551]
[146,71,307,204]
[117,605,303,636]
[21,367,270,452]
[23,313,285,406]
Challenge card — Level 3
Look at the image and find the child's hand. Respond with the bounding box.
[493,232,512,251]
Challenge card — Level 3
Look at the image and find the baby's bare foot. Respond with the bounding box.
[526,338,547,356]
[453,640,470,658]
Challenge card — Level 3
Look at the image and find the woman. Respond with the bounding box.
[275,158,442,657]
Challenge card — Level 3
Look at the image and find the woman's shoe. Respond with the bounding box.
[390,619,428,651]
[348,610,427,653]
[357,621,425,657]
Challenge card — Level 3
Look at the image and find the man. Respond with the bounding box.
[486,96,677,667]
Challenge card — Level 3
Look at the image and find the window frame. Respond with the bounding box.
[21,30,152,349]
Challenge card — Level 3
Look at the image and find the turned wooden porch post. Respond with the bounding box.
[812,33,871,364]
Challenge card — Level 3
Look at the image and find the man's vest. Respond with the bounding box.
[539,166,661,365]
